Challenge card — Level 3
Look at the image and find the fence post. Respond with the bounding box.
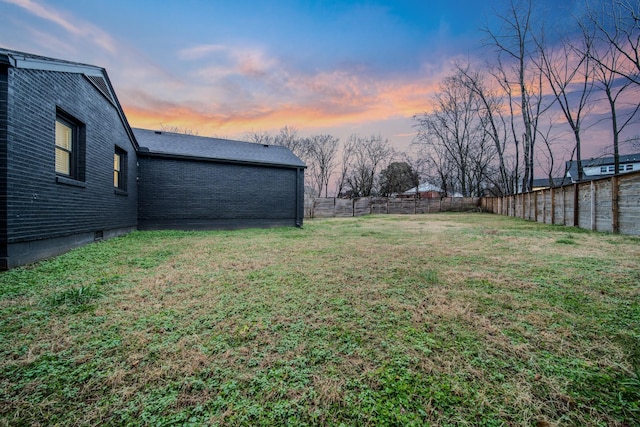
[612,176,619,234]
[562,186,566,225]
[573,184,579,227]
[550,187,555,225]
[591,181,596,231]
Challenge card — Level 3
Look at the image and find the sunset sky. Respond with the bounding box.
[1,0,634,163]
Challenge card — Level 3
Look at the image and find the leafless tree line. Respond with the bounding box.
[244,127,402,198]
[413,0,640,196]
[241,0,639,199]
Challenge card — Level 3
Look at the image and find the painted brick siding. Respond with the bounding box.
[6,68,137,243]
[138,156,303,229]
[0,65,8,258]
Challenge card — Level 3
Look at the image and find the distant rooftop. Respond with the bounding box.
[566,153,640,182]
[403,182,443,194]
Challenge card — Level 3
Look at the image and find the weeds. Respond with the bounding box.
[0,214,638,426]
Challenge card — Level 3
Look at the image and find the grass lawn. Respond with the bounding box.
[0,213,639,426]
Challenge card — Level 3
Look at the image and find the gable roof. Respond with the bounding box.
[566,153,640,181]
[133,128,306,168]
[0,48,138,150]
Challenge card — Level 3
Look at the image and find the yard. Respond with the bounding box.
[0,213,639,426]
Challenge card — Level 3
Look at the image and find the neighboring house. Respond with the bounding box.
[566,154,640,183]
[0,48,305,270]
[400,182,443,199]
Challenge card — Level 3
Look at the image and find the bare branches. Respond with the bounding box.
[305,134,339,198]
[586,0,640,86]
[413,68,496,197]
[343,134,393,197]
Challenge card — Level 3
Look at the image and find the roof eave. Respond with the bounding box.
[137,150,306,169]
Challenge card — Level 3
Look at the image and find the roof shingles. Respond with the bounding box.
[133,128,305,168]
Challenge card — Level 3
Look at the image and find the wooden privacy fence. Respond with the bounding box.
[306,196,481,218]
[481,171,640,236]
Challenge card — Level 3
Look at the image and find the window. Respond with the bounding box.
[55,111,84,182]
[600,166,607,173]
[55,118,74,176]
[114,147,127,191]
[625,164,633,171]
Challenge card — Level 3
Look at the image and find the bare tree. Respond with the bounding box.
[243,130,273,145]
[305,134,339,198]
[345,134,393,197]
[335,136,355,197]
[414,70,494,197]
[586,0,640,86]
[456,62,512,195]
[535,117,563,188]
[402,150,429,198]
[273,126,308,159]
[483,0,542,192]
[534,28,594,182]
[583,17,640,174]
[160,124,199,135]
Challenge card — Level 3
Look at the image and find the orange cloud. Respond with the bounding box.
[121,64,446,139]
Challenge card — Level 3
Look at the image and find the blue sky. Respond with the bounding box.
[1,0,632,164]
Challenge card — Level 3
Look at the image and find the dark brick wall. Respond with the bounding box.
[5,68,137,245]
[0,65,8,265]
[138,155,304,229]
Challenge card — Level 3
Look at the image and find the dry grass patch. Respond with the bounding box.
[0,214,638,426]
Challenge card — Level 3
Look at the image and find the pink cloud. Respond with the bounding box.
[3,0,117,53]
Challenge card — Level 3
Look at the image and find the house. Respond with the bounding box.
[0,49,139,270]
[566,154,640,183]
[0,48,305,270]
[400,182,443,199]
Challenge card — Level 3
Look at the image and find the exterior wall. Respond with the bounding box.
[138,155,304,230]
[0,65,8,267]
[2,68,138,269]
[584,162,639,176]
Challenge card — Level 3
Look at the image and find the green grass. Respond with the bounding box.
[0,213,639,426]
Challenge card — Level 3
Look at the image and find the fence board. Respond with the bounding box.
[308,197,480,218]
[354,198,371,216]
[618,173,640,235]
[481,171,640,236]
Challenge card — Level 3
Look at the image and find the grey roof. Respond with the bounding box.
[403,182,443,194]
[531,177,572,188]
[0,47,103,73]
[133,128,306,168]
[566,153,640,181]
